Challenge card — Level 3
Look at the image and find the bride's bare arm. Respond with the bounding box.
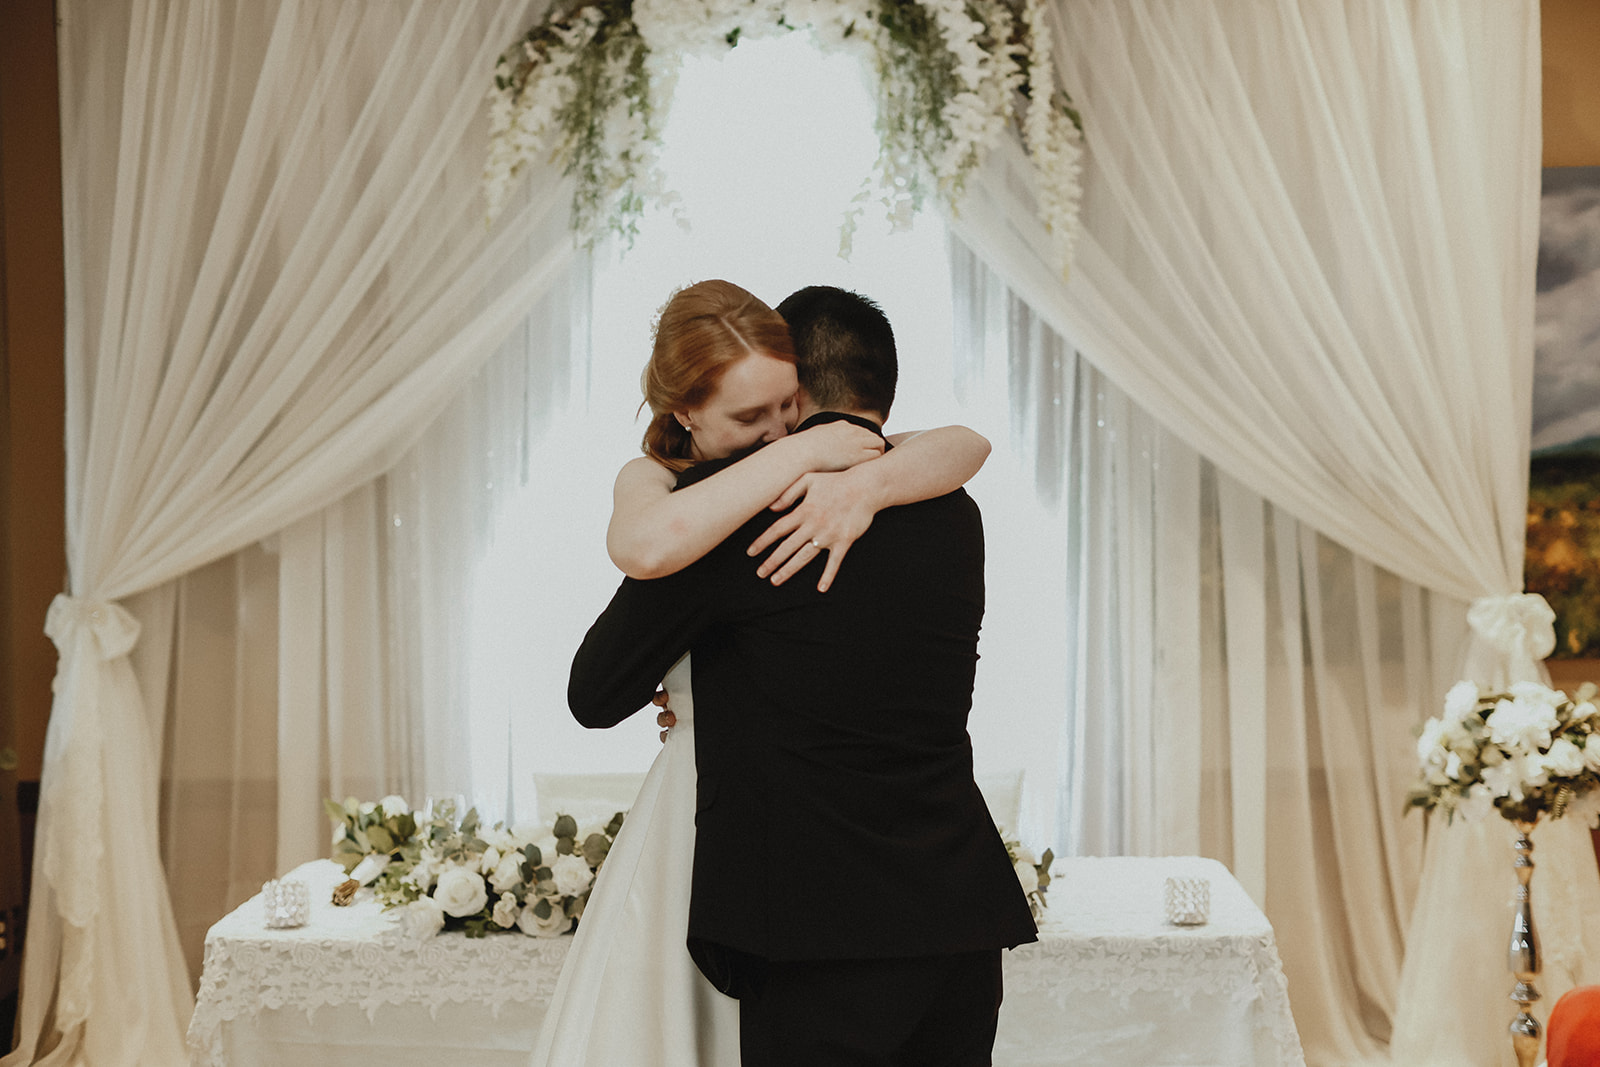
[607,421,883,579]
[748,425,991,591]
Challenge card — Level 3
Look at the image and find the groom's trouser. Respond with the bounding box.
[738,949,1003,1067]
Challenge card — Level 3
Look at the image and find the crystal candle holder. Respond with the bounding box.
[1164,876,1210,925]
[262,878,310,929]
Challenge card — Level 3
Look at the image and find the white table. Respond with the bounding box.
[188,856,1303,1067]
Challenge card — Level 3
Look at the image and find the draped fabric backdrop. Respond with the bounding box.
[952,1,1600,1062]
[12,1,571,1061]
[953,240,1600,1064]
[18,2,1595,1066]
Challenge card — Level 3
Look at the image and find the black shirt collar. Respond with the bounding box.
[794,410,888,442]
[675,411,888,490]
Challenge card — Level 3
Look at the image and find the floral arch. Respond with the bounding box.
[482,0,1083,269]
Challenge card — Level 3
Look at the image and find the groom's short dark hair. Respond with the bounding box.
[775,286,897,418]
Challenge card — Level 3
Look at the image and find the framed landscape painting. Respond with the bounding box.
[1526,166,1600,658]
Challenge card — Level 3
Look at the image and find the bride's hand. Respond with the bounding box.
[791,421,883,472]
[747,469,877,592]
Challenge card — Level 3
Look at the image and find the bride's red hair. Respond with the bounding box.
[641,280,795,471]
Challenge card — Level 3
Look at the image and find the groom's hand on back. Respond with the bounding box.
[653,689,676,742]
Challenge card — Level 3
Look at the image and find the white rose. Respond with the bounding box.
[551,853,594,898]
[1416,717,1449,767]
[518,901,571,938]
[1584,738,1600,774]
[378,794,410,817]
[1444,751,1463,780]
[479,846,501,876]
[1541,737,1586,778]
[397,896,445,943]
[1572,702,1598,723]
[434,868,489,918]
[1443,681,1481,723]
[1481,753,1546,801]
[490,852,526,894]
[492,892,521,929]
[483,827,518,852]
[1510,681,1563,705]
[408,850,439,893]
[1486,698,1560,754]
[359,800,378,816]
[1015,859,1039,895]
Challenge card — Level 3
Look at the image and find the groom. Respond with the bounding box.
[570,286,1037,1065]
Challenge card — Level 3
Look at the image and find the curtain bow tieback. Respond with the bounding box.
[44,593,140,664]
[36,593,142,1023]
[1467,593,1556,665]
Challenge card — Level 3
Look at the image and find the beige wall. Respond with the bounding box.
[1543,0,1600,167]
[0,4,1598,786]
[1,0,65,785]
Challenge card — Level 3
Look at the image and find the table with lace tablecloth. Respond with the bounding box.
[996,855,1304,1066]
[188,855,1303,1066]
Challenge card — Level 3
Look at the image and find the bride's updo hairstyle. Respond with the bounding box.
[641,280,795,471]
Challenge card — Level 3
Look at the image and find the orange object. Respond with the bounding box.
[1548,985,1600,1067]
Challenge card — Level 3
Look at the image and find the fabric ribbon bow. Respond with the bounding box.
[37,594,143,1024]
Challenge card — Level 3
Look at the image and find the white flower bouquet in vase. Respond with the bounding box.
[1407,679,1600,1067]
[327,795,625,941]
[1407,680,1600,827]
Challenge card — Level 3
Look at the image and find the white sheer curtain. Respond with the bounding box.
[140,268,589,981]
[951,242,1471,1061]
[947,2,1598,1063]
[960,0,1539,614]
[18,1,571,1061]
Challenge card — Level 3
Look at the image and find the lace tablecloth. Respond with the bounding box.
[189,856,1303,1066]
[998,856,1305,1066]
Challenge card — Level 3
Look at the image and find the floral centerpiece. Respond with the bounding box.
[483,0,1084,271]
[327,795,624,940]
[1001,831,1052,918]
[1407,680,1600,826]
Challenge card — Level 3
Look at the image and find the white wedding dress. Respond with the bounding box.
[530,654,741,1066]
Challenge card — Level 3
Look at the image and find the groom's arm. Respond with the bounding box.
[568,567,716,729]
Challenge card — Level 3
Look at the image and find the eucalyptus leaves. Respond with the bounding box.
[483,0,1083,270]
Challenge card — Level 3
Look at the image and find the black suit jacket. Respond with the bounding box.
[569,413,1037,971]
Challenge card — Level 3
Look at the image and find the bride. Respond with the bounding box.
[531,279,988,1065]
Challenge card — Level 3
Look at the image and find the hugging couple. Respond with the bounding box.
[549,281,1037,1066]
